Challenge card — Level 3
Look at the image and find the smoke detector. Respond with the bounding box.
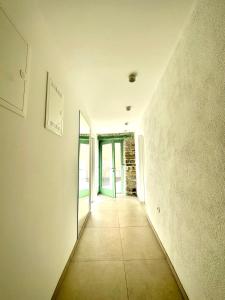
[129,72,137,83]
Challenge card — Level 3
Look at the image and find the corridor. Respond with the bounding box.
[56,196,183,300]
[1,0,224,299]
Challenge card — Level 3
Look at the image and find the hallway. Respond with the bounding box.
[1,1,225,299]
[56,196,183,300]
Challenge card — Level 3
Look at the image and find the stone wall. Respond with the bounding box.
[124,136,137,196]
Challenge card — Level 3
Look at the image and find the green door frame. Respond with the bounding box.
[99,138,124,198]
[79,137,90,198]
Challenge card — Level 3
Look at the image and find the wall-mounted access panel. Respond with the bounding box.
[0,7,29,117]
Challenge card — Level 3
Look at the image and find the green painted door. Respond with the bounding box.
[114,141,124,195]
[99,140,124,197]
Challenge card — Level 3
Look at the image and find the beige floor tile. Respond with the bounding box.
[92,197,118,212]
[86,210,119,227]
[118,210,149,227]
[57,196,184,299]
[124,260,183,300]
[120,227,164,259]
[73,228,123,261]
[117,197,144,212]
[56,261,128,300]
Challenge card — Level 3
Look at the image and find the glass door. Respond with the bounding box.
[100,141,115,197]
[114,141,124,194]
[99,140,124,197]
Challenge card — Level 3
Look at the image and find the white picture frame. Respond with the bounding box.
[45,73,64,136]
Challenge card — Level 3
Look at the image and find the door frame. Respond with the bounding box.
[99,137,124,197]
[79,137,90,198]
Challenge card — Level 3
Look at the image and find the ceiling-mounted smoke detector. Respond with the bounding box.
[126,105,132,111]
[129,72,137,83]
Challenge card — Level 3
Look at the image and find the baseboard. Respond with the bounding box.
[77,211,91,239]
[146,215,189,300]
[51,240,78,300]
[51,212,90,299]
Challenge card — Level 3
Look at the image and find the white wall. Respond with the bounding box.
[141,0,225,299]
[0,1,88,299]
[135,133,145,202]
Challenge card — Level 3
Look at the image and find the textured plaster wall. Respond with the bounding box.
[142,0,225,299]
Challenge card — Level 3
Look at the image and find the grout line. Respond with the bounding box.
[86,226,121,228]
[117,210,120,228]
[71,257,167,263]
[122,260,129,300]
[118,221,130,300]
[119,225,149,228]
[86,225,149,229]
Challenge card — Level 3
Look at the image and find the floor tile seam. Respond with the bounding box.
[84,226,121,230]
[121,255,165,261]
[86,226,121,228]
[118,200,150,299]
[118,208,121,227]
[119,225,149,228]
[118,225,125,259]
[118,226,130,300]
[71,257,167,263]
[122,258,130,300]
[117,208,145,211]
[72,258,124,262]
[92,208,118,211]
[71,259,125,263]
[117,212,120,228]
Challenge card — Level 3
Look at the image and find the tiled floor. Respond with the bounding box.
[56,196,184,300]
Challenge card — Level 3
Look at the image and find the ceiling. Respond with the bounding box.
[38,0,195,133]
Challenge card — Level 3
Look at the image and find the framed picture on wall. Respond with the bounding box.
[45,73,64,136]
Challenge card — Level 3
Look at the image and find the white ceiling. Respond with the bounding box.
[38,0,194,133]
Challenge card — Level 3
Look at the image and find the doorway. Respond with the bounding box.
[99,139,124,197]
[77,112,91,237]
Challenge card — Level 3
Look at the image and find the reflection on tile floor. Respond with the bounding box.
[56,196,184,300]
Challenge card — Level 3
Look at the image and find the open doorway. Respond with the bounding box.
[77,112,91,237]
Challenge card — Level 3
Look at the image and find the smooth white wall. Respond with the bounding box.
[141,0,225,299]
[0,1,88,299]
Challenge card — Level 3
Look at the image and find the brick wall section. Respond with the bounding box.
[124,136,137,196]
